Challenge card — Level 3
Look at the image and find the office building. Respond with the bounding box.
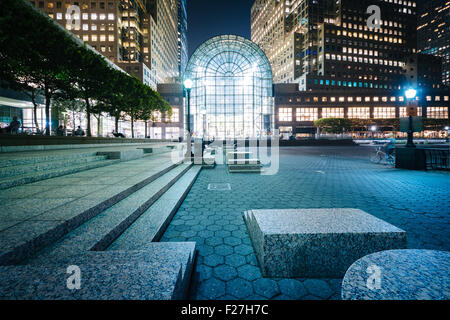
[31,0,180,88]
[417,0,450,86]
[251,0,418,91]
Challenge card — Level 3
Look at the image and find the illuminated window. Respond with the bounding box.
[348,107,370,119]
[170,108,180,122]
[322,108,344,118]
[279,108,292,122]
[427,107,448,119]
[374,107,395,119]
[400,107,422,117]
[296,108,318,121]
[153,111,162,122]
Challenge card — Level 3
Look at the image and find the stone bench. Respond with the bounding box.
[226,151,253,161]
[341,249,450,300]
[227,158,261,165]
[244,209,406,278]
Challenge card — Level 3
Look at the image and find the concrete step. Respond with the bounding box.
[0,159,119,190]
[139,146,175,155]
[0,151,99,168]
[0,156,182,266]
[0,242,196,300]
[0,155,109,179]
[26,163,193,264]
[109,165,202,250]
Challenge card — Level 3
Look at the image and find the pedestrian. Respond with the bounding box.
[74,126,85,136]
[7,116,21,134]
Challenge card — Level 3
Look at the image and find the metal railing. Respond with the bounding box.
[424,148,450,171]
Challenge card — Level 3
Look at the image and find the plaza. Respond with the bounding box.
[161,146,449,300]
[0,0,449,304]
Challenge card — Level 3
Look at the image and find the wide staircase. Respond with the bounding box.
[0,145,201,300]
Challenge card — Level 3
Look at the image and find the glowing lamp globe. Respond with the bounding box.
[405,89,417,100]
[184,79,193,90]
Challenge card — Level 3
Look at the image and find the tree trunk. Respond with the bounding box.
[131,115,135,139]
[44,87,51,136]
[30,90,40,131]
[115,114,119,133]
[85,98,92,137]
[97,115,101,137]
[144,120,148,138]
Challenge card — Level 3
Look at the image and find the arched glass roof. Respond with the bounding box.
[185,35,273,80]
[184,35,274,139]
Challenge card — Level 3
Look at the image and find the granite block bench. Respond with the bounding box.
[341,249,450,300]
[244,209,406,278]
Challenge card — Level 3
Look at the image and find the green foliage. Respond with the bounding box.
[314,118,353,133]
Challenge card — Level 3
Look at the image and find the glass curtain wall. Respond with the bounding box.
[185,35,274,139]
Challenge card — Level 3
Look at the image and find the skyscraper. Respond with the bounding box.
[251,0,418,91]
[31,0,180,88]
[417,0,450,86]
[177,0,188,77]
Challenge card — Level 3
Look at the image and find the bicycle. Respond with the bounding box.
[370,146,396,166]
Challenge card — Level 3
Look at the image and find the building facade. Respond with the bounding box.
[417,0,450,87]
[251,0,418,91]
[152,83,184,140]
[184,35,274,139]
[274,83,450,138]
[177,0,188,77]
[31,0,180,88]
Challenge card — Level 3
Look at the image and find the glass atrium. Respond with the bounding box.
[185,35,274,139]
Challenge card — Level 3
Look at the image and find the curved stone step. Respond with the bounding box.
[0,155,182,265]
[0,151,99,168]
[0,156,108,178]
[0,159,119,190]
[0,242,196,300]
[109,165,202,250]
[26,163,193,264]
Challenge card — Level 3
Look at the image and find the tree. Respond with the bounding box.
[66,47,111,137]
[314,118,353,134]
[101,70,128,134]
[51,94,86,130]
[0,0,77,135]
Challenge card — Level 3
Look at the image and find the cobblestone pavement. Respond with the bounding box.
[161,146,450,300]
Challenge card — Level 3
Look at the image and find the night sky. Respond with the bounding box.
[186,0,428,57]
[187,0,254,57]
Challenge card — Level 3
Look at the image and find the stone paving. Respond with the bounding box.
[161,146,450,300]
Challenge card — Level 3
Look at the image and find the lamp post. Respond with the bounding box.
[370,125,377,139]
[184,79,193,134]
[405,88,417,148]
[184,79,193,159]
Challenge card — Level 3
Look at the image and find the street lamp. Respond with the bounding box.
[405,88,417,148]
[370,125,377,139]
[184,79,193,135]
